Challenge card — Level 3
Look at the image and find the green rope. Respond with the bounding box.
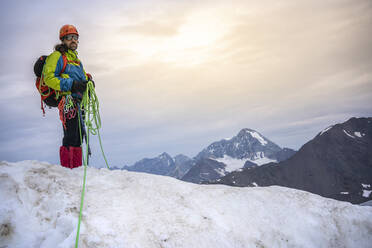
[74,81,110,248]
[81,81,110,169]
[75,109,87,248]
[82,82,100,135]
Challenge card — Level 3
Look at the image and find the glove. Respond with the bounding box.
[71,81,87,94]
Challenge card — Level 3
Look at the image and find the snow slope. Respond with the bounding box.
[214,154,277,173]
[1,161,372,248]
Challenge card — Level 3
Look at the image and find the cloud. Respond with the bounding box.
[120,20,181,37]
[1,0,372,166]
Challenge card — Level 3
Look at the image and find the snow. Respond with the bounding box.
[362,190,372,198]
[361,200,372,206]
[246,130,268,145]
[354,132,364,138]
[214,154,277,173]
[252,182,258,187]
[1,161,372,248]
[319,125,333,136]
[362,184,371,188]
[251,152,277,165]
[343,130,355,138]
[340,192,349,195]
[214,168,225,176]
[214,155,247,173]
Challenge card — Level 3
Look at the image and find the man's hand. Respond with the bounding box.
[71,81,87,94]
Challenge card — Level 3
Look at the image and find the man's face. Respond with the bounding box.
[62,34,79,51]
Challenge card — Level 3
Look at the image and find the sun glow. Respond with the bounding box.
[118,9,232,66]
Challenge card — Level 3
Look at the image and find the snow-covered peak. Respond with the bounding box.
[1,161,372,248]
[248,130,268,145]
[195,128,286,168]
[237,128,268,146]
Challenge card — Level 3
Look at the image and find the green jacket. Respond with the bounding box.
[42,49,88,95]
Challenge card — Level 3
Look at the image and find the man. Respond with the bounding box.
[43,24,91,169]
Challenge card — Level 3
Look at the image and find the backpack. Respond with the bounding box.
[34,54,67,114]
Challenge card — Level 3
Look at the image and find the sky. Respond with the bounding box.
[0,0,371,167]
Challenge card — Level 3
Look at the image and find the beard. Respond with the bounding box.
[68,42,78,51]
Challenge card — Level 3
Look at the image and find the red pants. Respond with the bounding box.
[60,103,83,169]
[60,146,82,169]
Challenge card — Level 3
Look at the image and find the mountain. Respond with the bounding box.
[1,161,372,247]
[123,152,175,176]
[123,153,192,179]
[167,154,193,179]
[182,128,296,183]
[195,128,283,161]
[209,117,372,204]
[179,158,226,183]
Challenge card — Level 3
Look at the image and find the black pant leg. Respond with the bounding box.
[62,114,82,147]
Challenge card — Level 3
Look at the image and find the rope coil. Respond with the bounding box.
[58,95,77,130]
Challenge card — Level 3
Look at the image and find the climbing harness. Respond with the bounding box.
[74,81,110,248]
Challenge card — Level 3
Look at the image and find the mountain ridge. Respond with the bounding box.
[208,117,372,204]
[182,128,295,183]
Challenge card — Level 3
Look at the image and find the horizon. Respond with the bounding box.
[1,0,371,167]
[114,116,370,167]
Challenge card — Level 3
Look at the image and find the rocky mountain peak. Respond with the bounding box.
[236,128,270,146]
[195,128,283,161]
[174,154,192,164]
[158,152,173,161]
[123,152,175,176]
[184,128,296,183]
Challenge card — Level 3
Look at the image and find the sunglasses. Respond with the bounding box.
[64,34,79,41]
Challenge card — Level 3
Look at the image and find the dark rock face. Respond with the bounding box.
[181,158,227,183]
[274,148,297,162]
[243,160,258,168]
[168,154,194,179]
[211,117,372,204]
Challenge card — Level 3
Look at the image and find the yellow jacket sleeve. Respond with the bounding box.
[42,51,73,92]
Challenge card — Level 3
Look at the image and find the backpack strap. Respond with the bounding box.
[38,53,68,116]
[61,54,68,74]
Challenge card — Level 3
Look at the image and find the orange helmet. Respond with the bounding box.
[59,24,79,40]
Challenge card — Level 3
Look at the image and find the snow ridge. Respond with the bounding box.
[319,125,333,136]
[1,161,372,248]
